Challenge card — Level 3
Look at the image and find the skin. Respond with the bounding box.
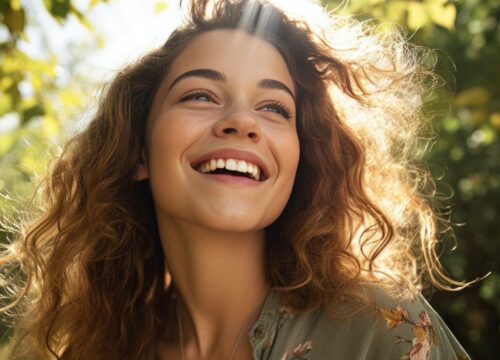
[136,29,300,359]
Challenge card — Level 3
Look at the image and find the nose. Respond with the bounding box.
[212,106,261,142]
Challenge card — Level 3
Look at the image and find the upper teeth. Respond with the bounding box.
[198,158,261,181]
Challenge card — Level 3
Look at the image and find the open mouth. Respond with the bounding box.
[193,158,267,181]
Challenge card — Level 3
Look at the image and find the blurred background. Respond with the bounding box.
[0,0,498,358]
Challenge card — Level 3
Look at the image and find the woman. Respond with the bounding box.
[1,0,472,359]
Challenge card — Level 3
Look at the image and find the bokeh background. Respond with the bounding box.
[0,0,498,358]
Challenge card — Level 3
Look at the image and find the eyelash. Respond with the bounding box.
[179,89,218,103]
[258,101,292,119]
[179,90,292,119]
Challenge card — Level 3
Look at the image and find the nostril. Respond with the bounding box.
[223,128,237,134]
[248,132,257,139]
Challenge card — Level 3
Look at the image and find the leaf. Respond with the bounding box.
[407,2,429,30]
[20,30,28,42]
[380,306,408,329]
[42,115,59,136]
[4,6,25,33]
[0,94,13,116]
[21,104,45,125]
[480,125,496,145]
[0,76,14,91]
[9,0,22,11]
[412,325,427,341]
[60,88,82,107]
[0,134,15,155]
[70,4,93,31]
[30,73,43,92]
[43,0,52,14]
[385,1,407,23]
[155,1,169,14]
[45,0,71,19]
[427,0,456,31]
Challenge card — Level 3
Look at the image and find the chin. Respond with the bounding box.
[192,206,276,233]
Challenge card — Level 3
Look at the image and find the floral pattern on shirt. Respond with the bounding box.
[280,341,313,360]
[380,306,437,360]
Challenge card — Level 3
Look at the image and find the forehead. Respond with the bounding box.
[163,29,294,91]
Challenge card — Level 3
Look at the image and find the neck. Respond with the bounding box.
[158,217,269,359]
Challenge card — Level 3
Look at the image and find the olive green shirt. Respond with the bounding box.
[247,289,470,360]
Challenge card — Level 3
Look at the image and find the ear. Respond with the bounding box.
[134,151,149,181]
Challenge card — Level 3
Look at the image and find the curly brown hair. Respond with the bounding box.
[1,0,468,359]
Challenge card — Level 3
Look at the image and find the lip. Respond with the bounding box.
[191,148,269,180]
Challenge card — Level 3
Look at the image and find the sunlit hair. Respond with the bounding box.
[1,0,468,358]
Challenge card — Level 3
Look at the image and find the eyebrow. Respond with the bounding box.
[257,78,295,101]
[168,68,296,101]
[168,69,226,91]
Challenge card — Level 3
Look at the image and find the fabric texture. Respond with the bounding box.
[248,288,470,360]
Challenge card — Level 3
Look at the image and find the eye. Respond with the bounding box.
[258,101,292,119]
[179,90,218,103]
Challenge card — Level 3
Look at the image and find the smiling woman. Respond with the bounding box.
[1,0,471,359]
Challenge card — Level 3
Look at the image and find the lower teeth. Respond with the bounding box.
[208,169,255,180]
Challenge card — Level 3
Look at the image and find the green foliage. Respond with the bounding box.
[0,0,105,347]
[43,0,72,20]
[323,0,499,358]
[0,0,102,213]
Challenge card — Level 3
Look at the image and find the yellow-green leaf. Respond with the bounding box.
[71,5,93,31]
[155,1,169,14]
[407,2,429,30]
[42,115,59,136]
[0,134,15,155]
[427,0,456,30]
[385,1,407,24]
[43,0,52,13]
[20,30,29,42]
[0,94,13,115]
[9,0,22,11]
[60,89,82,107]
[0,76,14,91]
[480,125,496,145]
[376,22,397,37]
[30,74,43,92]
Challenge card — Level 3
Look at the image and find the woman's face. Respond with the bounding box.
[139,29,300,233]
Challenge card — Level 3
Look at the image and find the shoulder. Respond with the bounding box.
[369,288,470,360]
[265,287,470,360]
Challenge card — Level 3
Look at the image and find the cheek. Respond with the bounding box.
[146,112,204,170]
[263,131,300,223]
[145,115,195,204]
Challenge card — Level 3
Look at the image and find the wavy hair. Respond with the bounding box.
[1,0,467,358]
